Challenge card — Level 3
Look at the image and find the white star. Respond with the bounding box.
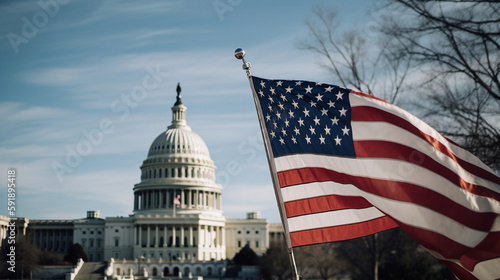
[334,135,342,145]
[315,82,323,86]
[281,128,287,136]
[309,100,317,107]
[291,100,299,109]
[270,87,276,95]
[309,125,316,135]
[270,131,276,138]
[303,108,310,117]
[291,136,297,144]
[265,114,271,122]
[268,96,274,104]
[276,81,283,86]
[288,110,295,118]
[258,90,264,97]
[260,81,266,88]
[325,86,333,92]
[268,105,273,112]
[324,125,331,135]
[298,118,305,126]
[313,116,320,125]
[342,126,350,135]
[279,137,285,145]
[285,86,293,93]
[273,122,278,129]
[315,93,323,101]
[320,108,328,116]
[305,134,311,144]
[276,112,281,119]
[339,107,348,116]
[278,102,285,110]
[305,85,313,93]
[294,127,300,135]
[297,94,304,99]
[327,100,335,108]
[295,81,303,86]
[280,94,287,102]
[319,134,326,144]
[284,119,290,127]
[331,116,339,125]
[336,91,344,100]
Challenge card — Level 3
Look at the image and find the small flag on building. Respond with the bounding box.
[248,75,500,280]
[173,195,181,208]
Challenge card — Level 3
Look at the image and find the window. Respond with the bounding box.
[246,230,250,234]
[238,240,241,248]
[89,239,94,248]
[255,230,259,234]
[237,230,241,234]
[115,229,119,233]
[115,238,119,247]
[256,241,259,248]
[82,231,86,234]
[90,231,94,234]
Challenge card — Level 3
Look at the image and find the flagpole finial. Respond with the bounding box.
[234,48,251,75]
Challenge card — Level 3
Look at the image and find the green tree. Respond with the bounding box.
[233,244,258,265]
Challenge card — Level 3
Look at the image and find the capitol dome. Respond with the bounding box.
[133,83,221,216]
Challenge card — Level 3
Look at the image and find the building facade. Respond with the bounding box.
[0,85,284,278]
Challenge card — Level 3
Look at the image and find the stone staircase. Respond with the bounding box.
[74,262,107,280]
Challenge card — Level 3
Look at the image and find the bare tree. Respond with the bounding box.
[380,0,500,171]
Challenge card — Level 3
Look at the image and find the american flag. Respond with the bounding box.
[250,76,500,280]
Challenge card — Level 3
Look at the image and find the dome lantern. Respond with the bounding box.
[169,82,189,130]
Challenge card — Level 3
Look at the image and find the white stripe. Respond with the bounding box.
[276,154,500,214]
[283,179,488,247]
[281,181,363,202]
[349,93,495,173]
[287,207,385,232]
[429,249,500,279]
[352,120,500,194]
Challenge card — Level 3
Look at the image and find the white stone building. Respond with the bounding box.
[0,85,284,278]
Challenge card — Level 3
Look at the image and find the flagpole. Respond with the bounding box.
[234,48,300,280]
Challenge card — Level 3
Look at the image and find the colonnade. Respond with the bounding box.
[134,189,221,211]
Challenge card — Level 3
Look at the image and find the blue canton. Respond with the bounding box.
[252,76,355,158]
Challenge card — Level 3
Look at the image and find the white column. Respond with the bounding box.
[155,226,159,248]
[147,226,150,248]
[172,226,176,247]
[181,227,185,247]
[138,226,142,248]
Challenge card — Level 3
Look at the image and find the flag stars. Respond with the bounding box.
[273,122,278,129]
[339,107,348,117]
[276,112,282,119]
[268,96,274,104]
[276,81,283,86]
[297,94,304,99]
[325,86,333,92]
[319,134,326,144]
[320,108,329,116]
[305,135,311,144]
[327,100,335,108]
[331,116,339,125]
[284,119,290,127]
[342,126,350,135]
[315,82,323,86]
[278,102,285,110]
[324,125,331,135]
[315,93,323,101]
[291,136,297,144]
[291,100,299,109]
[281,128,287,136]
[258,90,264,97]
[336,91,344,100]
[279,137,285,145]
[260,81,266,88]
[270,87,276,95]
[295,81,303,86]
[303,108,310,117]
[294,127,300,135]
[270,131,276,138]
[298,118,305,126]
[334,135,342,145]
[305,85,313,93]
[313,116,320,125]
[309,125,316,135]
[265,114,271,122]
[285,86,293,93]
[288,110,295,118]
[309,100,317,107]
[280,94,287,102]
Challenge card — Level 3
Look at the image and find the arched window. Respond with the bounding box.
[164,267,170,276]
[207,267,212,276]
[184,267,190,277]
[152,267,158,276]
[195,267,202,276]
[116,267,121,276]
[173,267,180,277]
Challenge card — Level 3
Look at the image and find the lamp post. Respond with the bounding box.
[138,255,145,276]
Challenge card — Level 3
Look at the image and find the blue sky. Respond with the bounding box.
[0,0,376,222]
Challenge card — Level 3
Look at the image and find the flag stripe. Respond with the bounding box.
[277,154,500,217]
[289,216,398,247]
[279,168,497,231]
[350,93,500,184]
[284,195,372,218]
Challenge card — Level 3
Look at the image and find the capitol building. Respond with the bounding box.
[0,85,284,279]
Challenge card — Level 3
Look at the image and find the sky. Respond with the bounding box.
[0,0,377,223]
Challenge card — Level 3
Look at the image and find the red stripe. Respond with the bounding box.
[353,140,500,202]
[438,260,479,280]
[289,216,398,246]
[351,105,500,186]
[278,168,497,231]
[284,195,372,218]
